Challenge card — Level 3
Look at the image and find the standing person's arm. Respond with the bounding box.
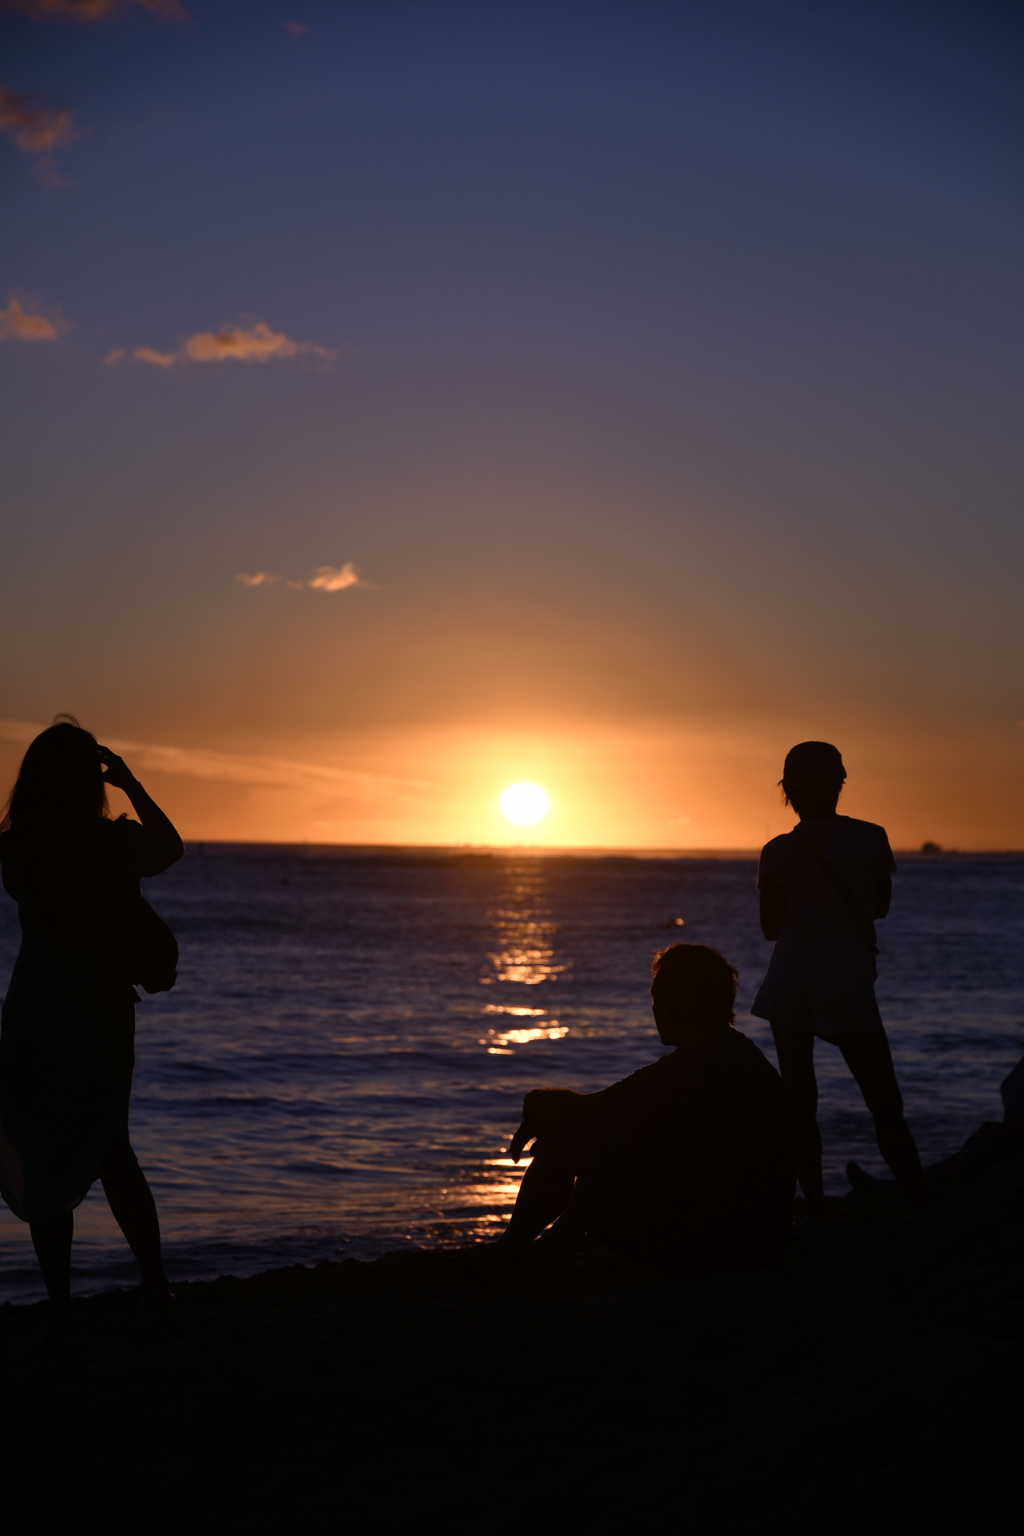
[759,878,786,940]
[873,828,897,920]
[757,841,786,941]
[98,747,184,867]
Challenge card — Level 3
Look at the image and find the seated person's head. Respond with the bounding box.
[650,942,738,1044]
[780,740,847,820]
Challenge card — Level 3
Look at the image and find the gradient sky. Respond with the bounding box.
[1,0,1021,848]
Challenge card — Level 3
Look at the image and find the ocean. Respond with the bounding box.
[1,846,1022,1303]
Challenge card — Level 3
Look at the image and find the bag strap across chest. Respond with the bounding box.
[789,826,878,954]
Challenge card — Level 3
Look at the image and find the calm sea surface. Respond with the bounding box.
[1,846,1022,1303]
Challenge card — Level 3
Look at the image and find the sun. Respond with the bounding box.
[500,782,549,826]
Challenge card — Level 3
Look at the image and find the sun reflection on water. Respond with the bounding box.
[480,1023,569,1053]
[482,867,569,986]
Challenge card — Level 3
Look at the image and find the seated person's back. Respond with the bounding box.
[591,1020,798,1268]
[499,942,798,1274]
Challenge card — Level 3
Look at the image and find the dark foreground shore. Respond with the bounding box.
[4,1159,1023,1536]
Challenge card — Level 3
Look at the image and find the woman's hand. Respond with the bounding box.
[98,746,137,792]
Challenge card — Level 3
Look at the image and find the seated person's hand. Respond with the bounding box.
[508,1120,534,1163]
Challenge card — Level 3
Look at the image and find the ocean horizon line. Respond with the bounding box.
[179,841,1024,860]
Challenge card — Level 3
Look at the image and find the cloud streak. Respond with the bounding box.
[107,320,335,370]
[1,1,189,22]
[0,719,426,807]
[0,296,69,340]
[236,562,371,593]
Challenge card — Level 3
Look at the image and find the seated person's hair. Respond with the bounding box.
[651,942,739,1025]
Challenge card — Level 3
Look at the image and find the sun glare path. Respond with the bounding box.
[500,781,549,826]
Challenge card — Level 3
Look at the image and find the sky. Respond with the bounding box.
[1,0,1021,848]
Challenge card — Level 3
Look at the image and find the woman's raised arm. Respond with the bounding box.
[99,747,184,868]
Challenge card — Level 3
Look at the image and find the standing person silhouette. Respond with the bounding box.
[751,741,925,1225]
[0,717,183,1307]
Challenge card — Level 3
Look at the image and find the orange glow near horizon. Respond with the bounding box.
[1,714,1022,852]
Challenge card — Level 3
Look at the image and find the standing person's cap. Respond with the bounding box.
[782,741,846,786]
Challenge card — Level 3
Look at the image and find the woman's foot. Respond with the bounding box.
[140,1277,176,1306]
[846,1159,894,1195]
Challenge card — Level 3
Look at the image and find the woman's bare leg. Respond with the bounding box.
[771,1020,825,1224]
[98,1129,173,1297]
[30,1211,73,1306]
[834,1030,927,1202]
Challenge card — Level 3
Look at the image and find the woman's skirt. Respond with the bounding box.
[0,951,135,1224]
[751,940,884,1038]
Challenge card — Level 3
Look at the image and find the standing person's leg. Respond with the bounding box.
[833,1031,926,1202]
[770,1020,825,1224]
[98,1127,173,1298]
[29,1211,73,1306]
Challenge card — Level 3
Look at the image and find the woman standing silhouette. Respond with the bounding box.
[752,741,925,1224]
[0,717,183,1306]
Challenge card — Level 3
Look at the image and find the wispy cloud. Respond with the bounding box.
[107,320,335,370]
[1,1,189,22]
[134,345,177,367]
[0,295,69,340]
[0,84,80,181]
[0,87,75,151]
[0,718,426,807]
[236,562,372,593]
[284,21,308,37]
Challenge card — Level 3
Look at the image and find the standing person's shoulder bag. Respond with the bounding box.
[790,826,879,955]
[125,888,179,993]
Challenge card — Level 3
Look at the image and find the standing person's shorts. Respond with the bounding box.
[751,941,883,1038]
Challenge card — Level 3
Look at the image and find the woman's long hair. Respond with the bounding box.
[0,715,108,834]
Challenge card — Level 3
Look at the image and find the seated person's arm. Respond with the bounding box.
[874,873,892,919]
[508,1088,592,1161]
[759,876,786,941]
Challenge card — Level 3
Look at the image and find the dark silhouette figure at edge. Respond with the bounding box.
[486,942,799,1275]
[751,740,927,1225]
[0,717,183,1308]
[849,1052,1024,1193]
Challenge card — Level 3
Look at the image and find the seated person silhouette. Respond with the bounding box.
[490,943,798,1274]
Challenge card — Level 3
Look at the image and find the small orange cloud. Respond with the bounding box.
[1,1,189,21]
[184,322,333,365]
[284,21,307,36]
[111,319,336,369]
[0,296,68,340]
[235,563,370,593]
[309,562,363,592]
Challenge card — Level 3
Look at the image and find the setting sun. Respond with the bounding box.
[500,781,549,826]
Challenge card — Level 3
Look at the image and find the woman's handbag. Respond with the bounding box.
[126,893,178,993]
